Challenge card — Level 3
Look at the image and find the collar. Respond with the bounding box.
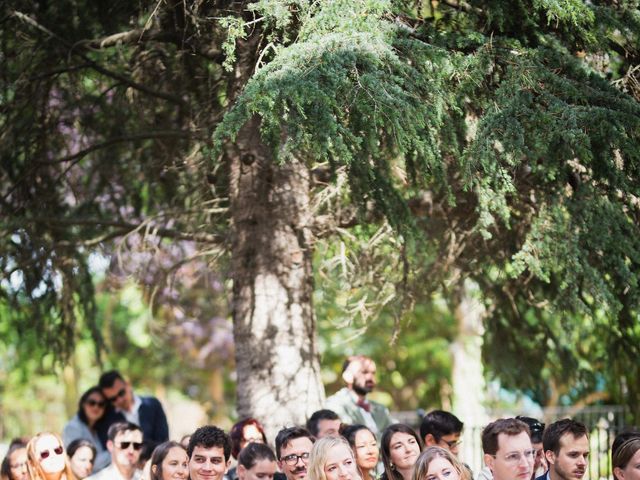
[117,393,142,414]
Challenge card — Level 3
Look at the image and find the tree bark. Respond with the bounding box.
[229,116,324,439]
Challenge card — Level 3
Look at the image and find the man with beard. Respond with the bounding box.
[275,427,315,480]
[88,422,143,480]
[535,419,589,480]
[325,355,393,437]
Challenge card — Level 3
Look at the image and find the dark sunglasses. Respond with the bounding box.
[85,399,106,408]
[530,422,546,433]
[107,388,126,403]
[40,446,64,459]
[117,442,143,451]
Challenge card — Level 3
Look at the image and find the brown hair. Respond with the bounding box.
[412,447,470,480]
[613,438,640,480]
[26,433,75,480]
[481,419,530,456]
[380,424,423,480]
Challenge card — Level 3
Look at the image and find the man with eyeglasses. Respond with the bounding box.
[275,427,315,480]
[188,425,232,480]
[481,418,535,480]
[88,422,143,480]
[515,416,546,480]
[420,410,464,457]
[536,419,589,480]
[98,370,169,448]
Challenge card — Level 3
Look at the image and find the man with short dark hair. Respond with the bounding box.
[88,422,143,480]
[188,425,232,480]
[420,410,464,457]
[306,410,341,439]
[515,416,546,479]
[324,355,393,437]
[537,419,589,480]
[482,418,534,480]
[275,427,315,480]
[98,370,169,447]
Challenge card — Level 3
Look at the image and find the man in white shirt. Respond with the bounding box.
[88,422,143,480]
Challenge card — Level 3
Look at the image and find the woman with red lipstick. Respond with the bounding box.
[340,425,379,480]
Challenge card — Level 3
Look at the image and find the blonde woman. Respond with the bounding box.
[308,437,362,480]
[26,433,75,480]
[412,447,470,480]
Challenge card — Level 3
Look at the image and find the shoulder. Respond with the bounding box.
[140,396,162,407]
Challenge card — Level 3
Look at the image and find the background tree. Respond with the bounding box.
[2,0,640,436]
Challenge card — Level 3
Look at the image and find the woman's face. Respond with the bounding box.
[159,447,189,480]
[82,392,106,424]
[34,434,66,475]
[70,446,94,479]
[616,450,640,480]
[424,457,460,480]
[353,429,378,471]
[388,432,420,474]
[324,444,360,480]
[240,424,264,451]
[8,448,29,480]
[238,458,277,480]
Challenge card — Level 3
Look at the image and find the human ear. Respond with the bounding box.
[614,467,624,480]
[425,434,437,447]
[238,464,246,480]
[484,454,494,472]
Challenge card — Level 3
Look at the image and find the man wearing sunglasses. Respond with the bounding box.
[515,416,546,480]
[88,422,144,480]
[98,370,169,448]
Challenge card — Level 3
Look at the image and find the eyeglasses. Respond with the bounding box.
[441,439,463,449]
[281,453,310,465]
[492,449,536,464]
[86,399,106,408]
[117,442,143,451]
[107,388,126,403]
[40,446,64,459]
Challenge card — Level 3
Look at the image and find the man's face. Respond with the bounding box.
[350,358,376,396]
[485,431,534,480]
[317,419,342,438]
[103,378,133,411]
[425,432,462,458]
[278,437,313,480]
[189,445,229,480]
[546,434,589,480]
[109,429,143,473]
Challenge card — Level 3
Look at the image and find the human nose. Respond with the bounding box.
[338,465,351,478]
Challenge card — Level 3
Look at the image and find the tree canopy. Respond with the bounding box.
[2,0,640,426]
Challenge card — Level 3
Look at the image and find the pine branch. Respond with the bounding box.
[11,10,189,108]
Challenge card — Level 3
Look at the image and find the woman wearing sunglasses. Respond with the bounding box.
[26,433,75,480]
[62,387,110,472]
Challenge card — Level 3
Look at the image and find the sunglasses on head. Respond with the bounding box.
[86,399,106,408]
[107,388,126,403]
[40,446,64,460]
[117,442,143,451]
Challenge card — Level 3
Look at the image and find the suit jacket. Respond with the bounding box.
[535,472,550,480]
[324,387,393,436]
[98,395,169,447]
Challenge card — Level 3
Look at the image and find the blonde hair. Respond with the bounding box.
[307,437,362,480]
[412,447,470,480]
[26,433,75,480]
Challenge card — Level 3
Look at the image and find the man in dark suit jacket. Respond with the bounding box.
[97,370,169,449]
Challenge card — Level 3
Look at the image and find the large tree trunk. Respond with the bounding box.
[229,116,324,439]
